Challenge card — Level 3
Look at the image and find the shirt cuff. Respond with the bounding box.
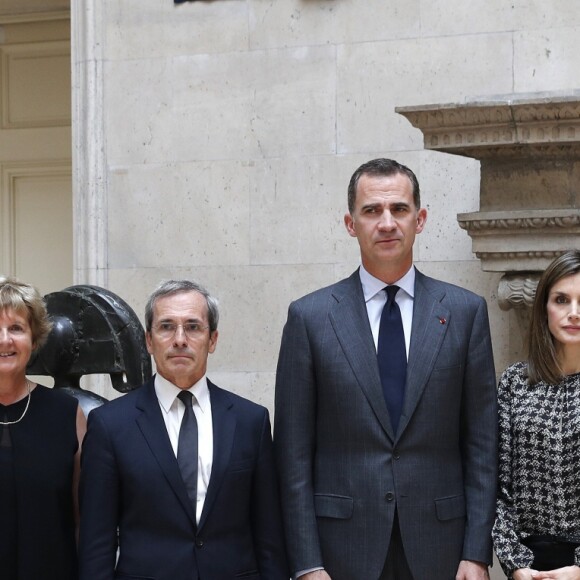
[295,566,324,579]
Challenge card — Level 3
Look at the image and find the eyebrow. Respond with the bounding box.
[551,291,571,298]
[360,201,411,211]
[5,318,28,325]
[156,317,203,323]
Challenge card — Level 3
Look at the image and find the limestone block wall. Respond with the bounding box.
[73,0,580,419]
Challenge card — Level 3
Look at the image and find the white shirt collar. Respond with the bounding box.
[154,373,211,415]
[359,263,416,303]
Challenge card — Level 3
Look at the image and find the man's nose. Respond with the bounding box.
[378,210,396,229]
[173,325,188,344]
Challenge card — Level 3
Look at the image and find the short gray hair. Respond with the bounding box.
[144,280,219,333]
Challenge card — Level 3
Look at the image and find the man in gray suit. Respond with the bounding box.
[274,158,497,580]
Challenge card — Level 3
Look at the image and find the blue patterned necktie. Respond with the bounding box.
[377,285,407,434]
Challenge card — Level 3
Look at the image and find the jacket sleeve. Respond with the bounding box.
[78,409,119,580]
[459,297,499,565]
[251,409,290,579]
[274,300,324,575]
[492,366,535,576]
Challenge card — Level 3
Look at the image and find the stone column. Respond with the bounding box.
[71,0,108,287]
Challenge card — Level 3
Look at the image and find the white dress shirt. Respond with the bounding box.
[154,373,213,524]
[358,263,415,357]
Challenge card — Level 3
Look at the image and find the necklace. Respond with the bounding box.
[0,379,32,426]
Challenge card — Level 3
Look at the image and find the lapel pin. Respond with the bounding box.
[438,317,446,325]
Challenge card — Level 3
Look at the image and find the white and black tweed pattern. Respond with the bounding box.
[492,361,580,577]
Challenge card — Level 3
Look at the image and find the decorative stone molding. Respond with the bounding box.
[458,211,580,232]
[397,92,580,311]
[457,209,580,272]
[396,92,580,159]
[497,273,540,311]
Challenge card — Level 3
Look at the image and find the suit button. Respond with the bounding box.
[385,492,395,502]
[195,538,204,548]
[393,451,400,460]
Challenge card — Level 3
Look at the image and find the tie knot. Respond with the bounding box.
[385,285,400,304]
[177,390,194,407]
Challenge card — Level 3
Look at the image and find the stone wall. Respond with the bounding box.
[72,0,580,415]
[71,3,580,577]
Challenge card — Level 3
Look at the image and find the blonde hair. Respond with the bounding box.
[0,276,53,348]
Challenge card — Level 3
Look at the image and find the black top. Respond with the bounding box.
[0,385,79,580]
[0,398,19,578]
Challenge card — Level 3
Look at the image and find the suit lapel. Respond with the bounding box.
[397,271,450,437]
[197,381,235,532]
[135,379,197,526]
[329,271,394,440]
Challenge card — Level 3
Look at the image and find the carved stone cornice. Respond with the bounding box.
[458,210,580,233]
[477,251,562,262]
[396,93,580,159]
[457,209,580,272]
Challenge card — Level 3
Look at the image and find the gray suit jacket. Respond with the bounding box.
[274,269,497,580]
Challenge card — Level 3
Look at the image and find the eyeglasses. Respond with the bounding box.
[153,322,210,340]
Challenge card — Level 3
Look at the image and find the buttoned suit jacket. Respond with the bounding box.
[274,269,497,580]
[79,377,288,580]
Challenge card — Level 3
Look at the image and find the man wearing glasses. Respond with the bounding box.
[79,280,288,580]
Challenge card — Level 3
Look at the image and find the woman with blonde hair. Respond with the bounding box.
[0,277,85,579]
[493,250,580,580]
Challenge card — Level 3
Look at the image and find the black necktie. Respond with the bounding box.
[377,285,407,434]
[177,390,198,513]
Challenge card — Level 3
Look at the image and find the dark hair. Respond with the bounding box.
[145,280,219,333]
[0,276,53,348]
[527,250,580,385]
[347,158,421,214]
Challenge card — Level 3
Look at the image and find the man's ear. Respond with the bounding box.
[416,208,427,233]
[208,330,219,354]
[344,212,357,238]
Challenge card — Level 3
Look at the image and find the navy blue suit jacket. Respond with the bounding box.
[79,377,288,580]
